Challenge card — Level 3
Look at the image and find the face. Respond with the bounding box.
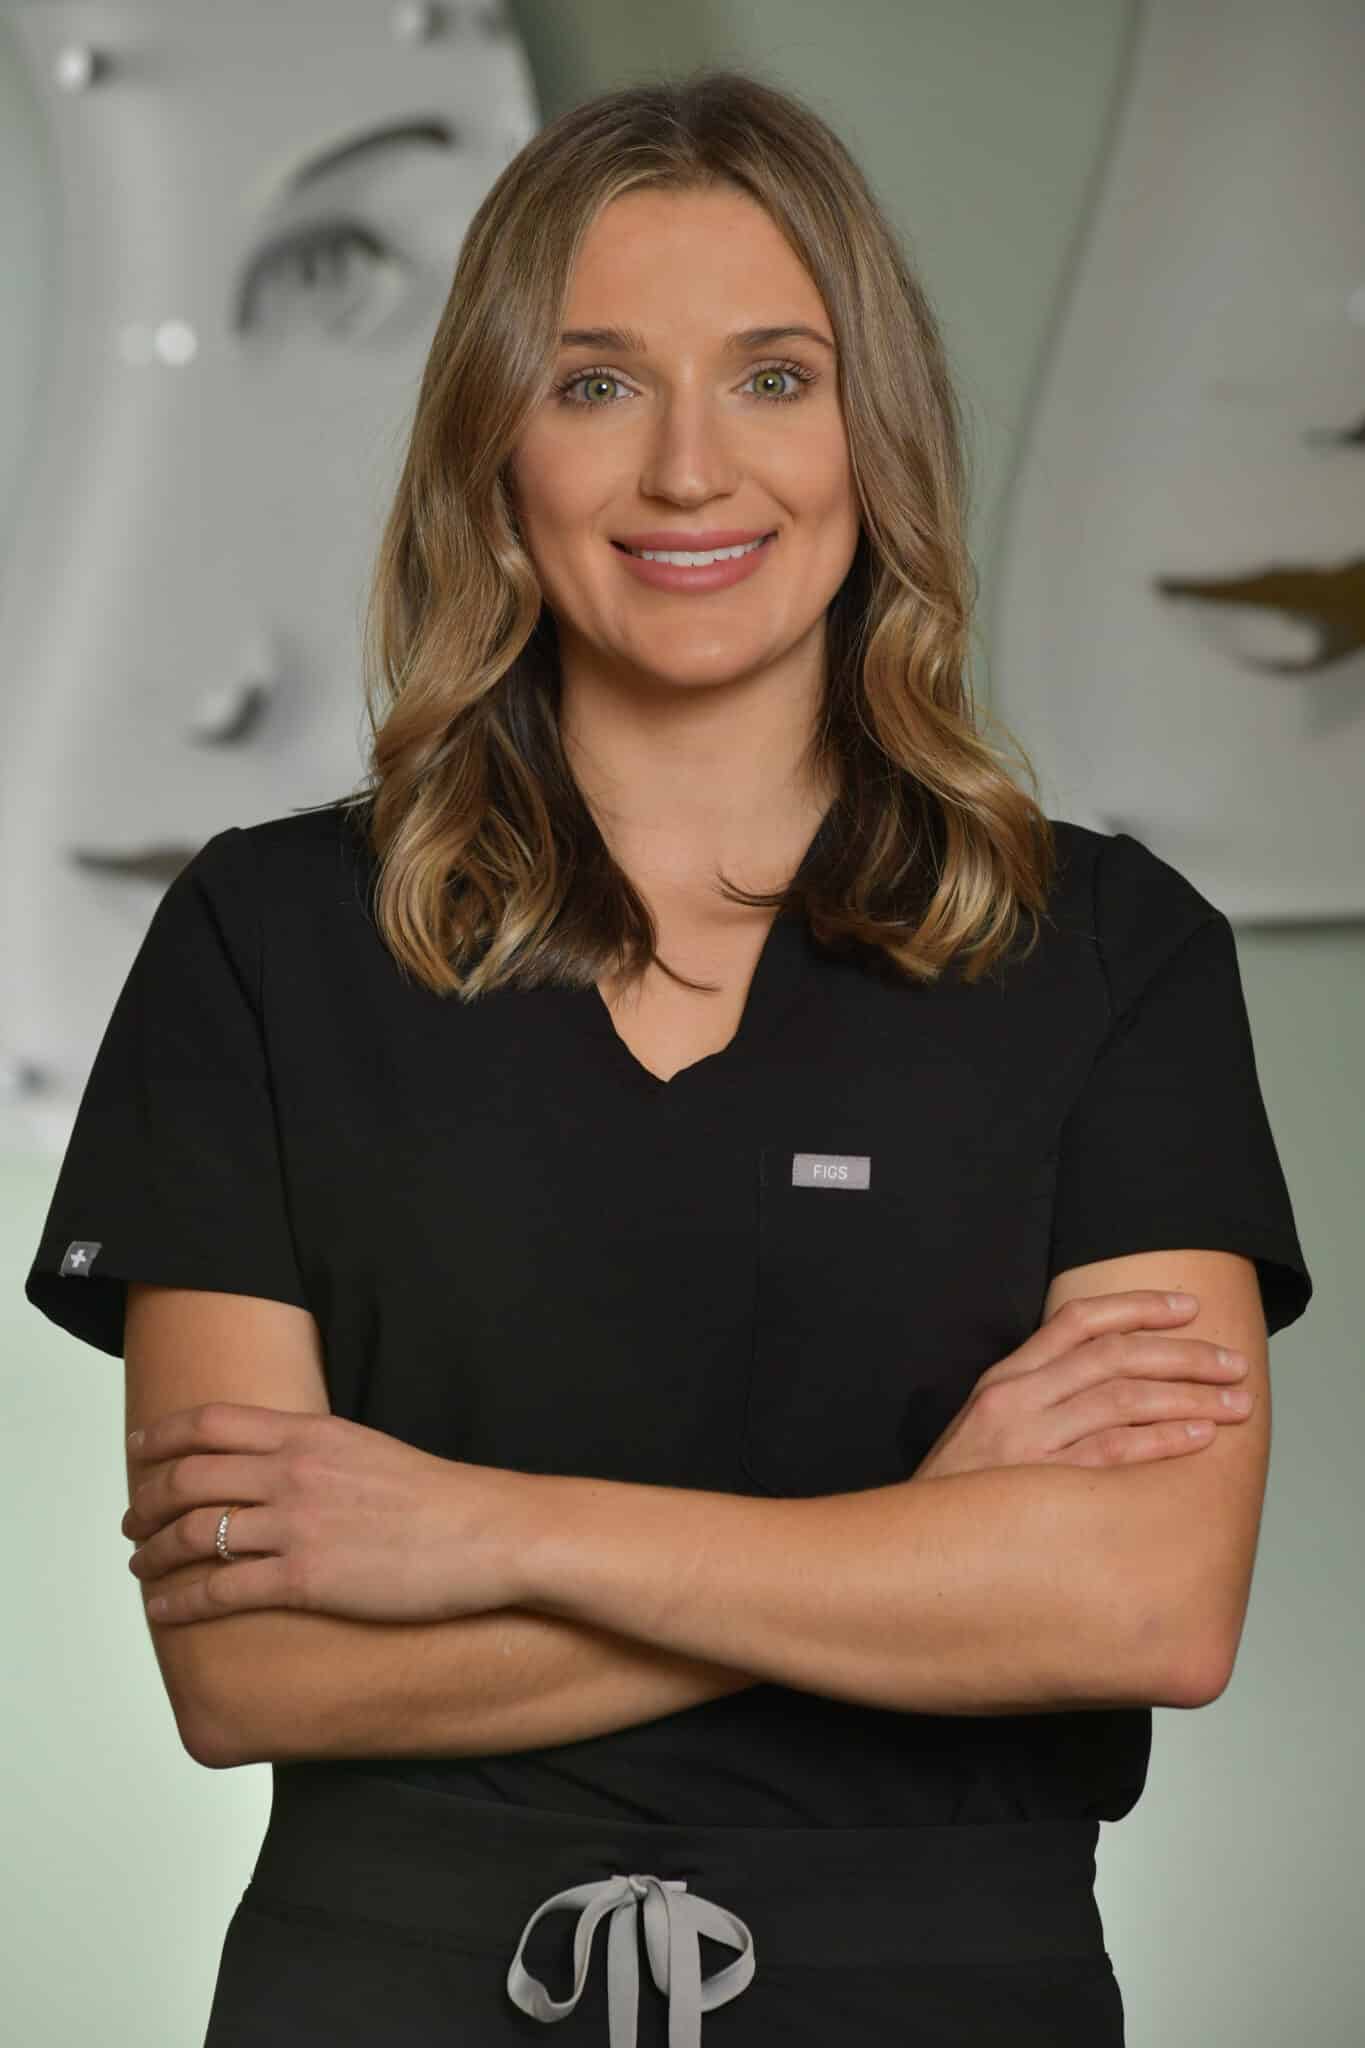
[507,185,861,703]
[0,3,540,1136]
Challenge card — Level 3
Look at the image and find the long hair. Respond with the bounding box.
[330,66,1056,998]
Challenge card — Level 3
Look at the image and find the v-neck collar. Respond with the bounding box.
[581,902,814,1097]
[562,801,837,1099]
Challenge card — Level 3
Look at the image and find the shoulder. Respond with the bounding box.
[175,798,375,921]
[1042,815,1226,1017]
[154,800,375,992]
[230,796,373,888]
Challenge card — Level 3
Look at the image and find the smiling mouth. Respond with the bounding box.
[611,533,777,564]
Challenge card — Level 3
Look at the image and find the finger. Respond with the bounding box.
[987,1291,1200,1383]
[1058,1420,1222,1469]
[143,1555,289,1625]
[127,1510,198,1582]
[128,1401,299,1469]
[129,1506,274,1583]
[1031,1332,1235,1403]
[126,1451,275,1540]
[1044,1375,1252,1454]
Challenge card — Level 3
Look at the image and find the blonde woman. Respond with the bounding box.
[28,68,1311,2047]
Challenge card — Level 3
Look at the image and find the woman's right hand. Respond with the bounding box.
[908,1289,1255,1482]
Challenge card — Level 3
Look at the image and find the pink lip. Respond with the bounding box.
[613,531,777,594]
[612,528,776,550]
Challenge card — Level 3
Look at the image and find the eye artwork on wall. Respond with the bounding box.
[0,0,540,1153]
[988,0,1365,925]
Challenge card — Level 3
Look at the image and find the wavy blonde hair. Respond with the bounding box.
[329,66,1056,998]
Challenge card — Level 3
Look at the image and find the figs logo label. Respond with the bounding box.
[790,1154,870,1190]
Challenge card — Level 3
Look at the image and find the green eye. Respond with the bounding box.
[559,372,624,406]
[553,360,818,408]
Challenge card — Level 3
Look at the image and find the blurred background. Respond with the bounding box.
[2,2,1360,2041]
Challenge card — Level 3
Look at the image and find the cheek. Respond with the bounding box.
[519,518,621,643]
[790,468,862,588]
[815,463,860,541]
[509,476,603,601]
[771,408,852,487]
[771,439,859,547]
[507,428,600,539]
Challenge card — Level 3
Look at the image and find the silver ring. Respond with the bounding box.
[215,1506,241,1564]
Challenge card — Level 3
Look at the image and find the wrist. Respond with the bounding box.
[503,1469,601,1620]
[461,1460,558,1613]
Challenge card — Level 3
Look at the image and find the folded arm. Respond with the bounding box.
[167,1569,759,1769]
[500,1251,1270,1722]
[510,1460,1201,1719]
[178,1451,1191,1770]
[126,1284,759,1770]
[127,1280,1214,1774]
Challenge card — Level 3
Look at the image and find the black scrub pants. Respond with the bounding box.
[202,1761,1126,2045]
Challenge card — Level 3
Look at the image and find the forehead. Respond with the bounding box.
[565,187,825,323]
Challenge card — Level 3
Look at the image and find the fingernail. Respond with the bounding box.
[128,1430,144,1449]
[1166,1293,1199,1311]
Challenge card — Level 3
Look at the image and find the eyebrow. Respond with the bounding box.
[282,119,456,197]
[557,324,835,355]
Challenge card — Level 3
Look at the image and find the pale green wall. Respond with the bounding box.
[4,5,1359,2043]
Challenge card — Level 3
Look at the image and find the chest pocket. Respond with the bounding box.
[739,1141,1057,1498]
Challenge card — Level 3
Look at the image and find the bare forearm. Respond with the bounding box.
[180,1582,758,1768]
[515,1464,1196,1716]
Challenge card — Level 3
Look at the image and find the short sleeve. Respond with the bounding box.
[1048,832,1313,1337]
[24,826,310,1359]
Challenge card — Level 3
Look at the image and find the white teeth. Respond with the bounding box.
[625,535,770,567]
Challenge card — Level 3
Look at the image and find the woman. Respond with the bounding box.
[26,68,1311,2046]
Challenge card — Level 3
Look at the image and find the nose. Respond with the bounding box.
[636,386,743,505]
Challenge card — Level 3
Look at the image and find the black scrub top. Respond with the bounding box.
[25,796,1313,1827]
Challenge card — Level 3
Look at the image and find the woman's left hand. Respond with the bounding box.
[122,1404,532,1626]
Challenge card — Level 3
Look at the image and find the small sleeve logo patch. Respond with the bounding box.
[791,1153,871,1189]
[60,1240,102,1277]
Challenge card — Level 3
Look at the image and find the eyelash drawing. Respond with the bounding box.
[232,216,409,338]
[552,360,819,408]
